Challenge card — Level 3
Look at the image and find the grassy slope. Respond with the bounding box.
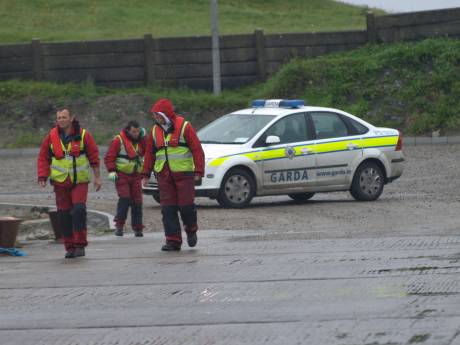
[0,0,384,43]
[259,38,460,134]
[1,38,459,148]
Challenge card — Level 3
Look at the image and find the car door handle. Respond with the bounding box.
[301,147,315,154]
[347,143,359,150]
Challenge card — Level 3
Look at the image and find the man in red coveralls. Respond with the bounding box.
[37,108,101,258]
[104,120,146,237]
[142,98,205,251]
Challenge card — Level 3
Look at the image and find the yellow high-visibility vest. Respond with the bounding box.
[115,135,144,174]
[152,122,194,173]
[50,129,90,183]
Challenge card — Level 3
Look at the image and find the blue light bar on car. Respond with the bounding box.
[251,99,305,108]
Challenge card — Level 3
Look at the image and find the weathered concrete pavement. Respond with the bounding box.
[1,230,460,345]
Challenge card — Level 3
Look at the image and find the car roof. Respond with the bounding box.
[231,105,375,130]
[231,105,346,116]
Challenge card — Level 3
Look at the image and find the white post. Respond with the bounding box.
[211,0,221,95]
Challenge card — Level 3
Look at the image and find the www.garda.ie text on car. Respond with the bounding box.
[143,99,404,208]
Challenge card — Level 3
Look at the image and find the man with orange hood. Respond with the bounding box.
[142,98,205,251]
[37,108,101,258]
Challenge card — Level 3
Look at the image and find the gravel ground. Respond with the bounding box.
[0,144,459,239]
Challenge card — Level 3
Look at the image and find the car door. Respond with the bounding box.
[255,113,316,191]
[309,111,363,187]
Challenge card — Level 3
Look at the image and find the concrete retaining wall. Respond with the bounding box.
[0,203,114,241]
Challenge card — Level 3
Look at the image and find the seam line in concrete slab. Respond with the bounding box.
[4,242,460,264]
[408,292,460,296]
[1,270,459,291]
[0,319,302,331]
[1,315,458,332]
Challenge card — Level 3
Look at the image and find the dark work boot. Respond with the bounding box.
[75,247,85,257]
[184,224,198,248]
[161,241,181,251]
[114,228,124,237]
[134,231,143,237]
[65,250,76,259]
[186,233,197,247]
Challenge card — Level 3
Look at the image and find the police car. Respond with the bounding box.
[143,99,404,208]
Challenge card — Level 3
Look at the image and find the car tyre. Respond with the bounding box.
[350,161,384,201]
[288,192,315,202]
[217,168,255,208]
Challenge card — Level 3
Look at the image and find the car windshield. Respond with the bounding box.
[198,114,276,144]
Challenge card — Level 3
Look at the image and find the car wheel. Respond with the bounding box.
[152,192,160,204]
[288,192,315,202]
[217,168,255,208]
[350,161,384,201]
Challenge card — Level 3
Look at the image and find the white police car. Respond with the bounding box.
[143,99,404,208]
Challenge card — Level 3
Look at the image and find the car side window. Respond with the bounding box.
[347,117,369,135]
[310,112,349,139]
[263,113,309,145]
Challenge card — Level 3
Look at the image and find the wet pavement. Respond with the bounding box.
[1,144,460,344]
[1,230,460,345]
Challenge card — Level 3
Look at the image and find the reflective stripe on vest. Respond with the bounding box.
[115,135,144,174]
[152,121,194,173]
[50,129,90,183]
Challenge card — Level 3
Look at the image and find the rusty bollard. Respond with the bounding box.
[0,217,22,248]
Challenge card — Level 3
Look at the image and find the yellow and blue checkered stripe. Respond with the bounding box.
[208,135,398,167]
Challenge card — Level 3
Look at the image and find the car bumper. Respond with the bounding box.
[142,181,220,199]
[386,175,401,183]
[386,156,405,183]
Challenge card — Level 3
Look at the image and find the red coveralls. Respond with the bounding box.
[104,130,145,233]
[37,121,99,252]
[142,99,205,246]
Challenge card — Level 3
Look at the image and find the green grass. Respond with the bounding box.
[0,0,385,43]
[1,38,459,147]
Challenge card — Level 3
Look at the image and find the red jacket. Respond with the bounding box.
[37,121,99,183]
[104,130,146,173]
[142,98,205,178]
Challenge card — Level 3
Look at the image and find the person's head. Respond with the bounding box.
[56,108,73,130]
[151,112,166,126]
[150,98,176,124]
[125,120,141,139]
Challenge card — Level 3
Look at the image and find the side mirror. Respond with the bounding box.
[265,135,281,145]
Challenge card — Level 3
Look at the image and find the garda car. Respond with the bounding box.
[143,99,404,208]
